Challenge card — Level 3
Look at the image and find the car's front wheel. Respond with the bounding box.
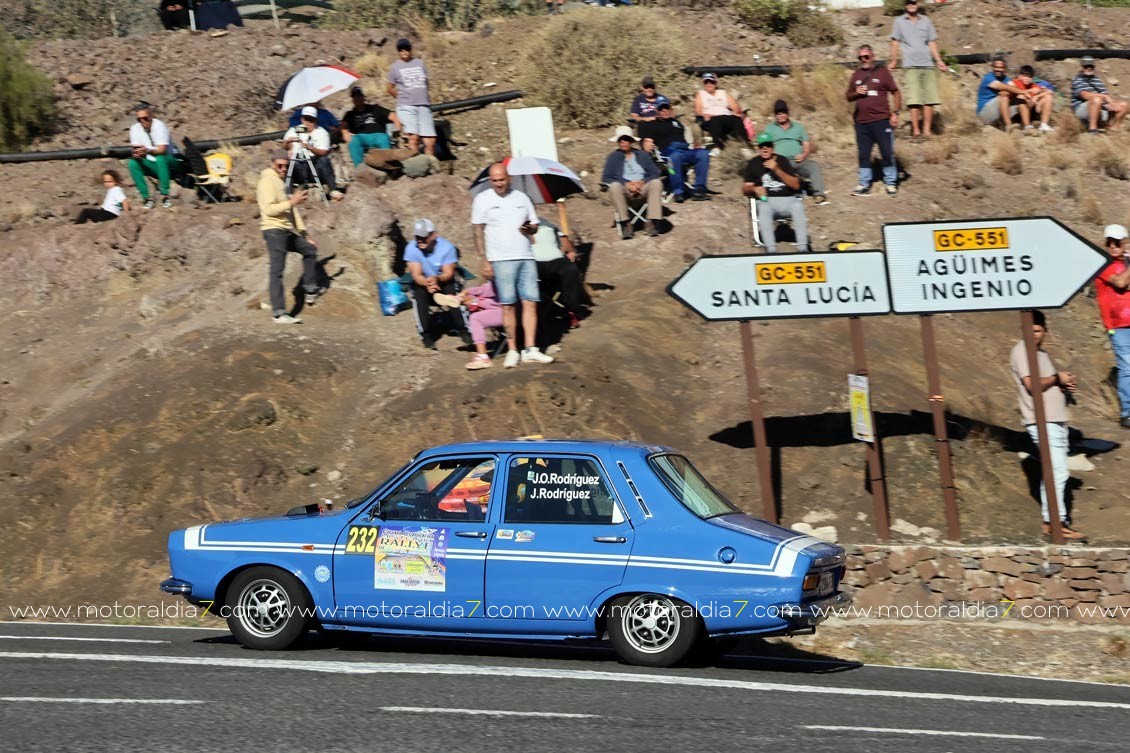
[226,566,312,650]
[607,593,701,667]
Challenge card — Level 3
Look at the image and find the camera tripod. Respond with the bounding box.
[284,135,329,205]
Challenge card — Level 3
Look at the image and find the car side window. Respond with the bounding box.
[377,457,494,522]
[504,456,621,525]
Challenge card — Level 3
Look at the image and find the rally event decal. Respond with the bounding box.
[373,525,449,592]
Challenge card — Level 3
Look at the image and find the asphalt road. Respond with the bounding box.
[1,621,1128,753]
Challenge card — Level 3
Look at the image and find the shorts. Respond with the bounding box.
[1074,101,1110,123]
[491,259,539,305]
[397,105,437,138]
[902,67,940,107]
[978,99,1019,124]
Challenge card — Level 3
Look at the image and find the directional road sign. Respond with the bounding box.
[667,250,891,321]
[882,216,1110,314]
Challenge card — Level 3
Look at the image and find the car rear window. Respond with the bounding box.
[648,454,739,519]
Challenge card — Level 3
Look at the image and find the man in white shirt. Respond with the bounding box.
[471,163,554,368]
[283,106,342,200]
[128,106,178,209]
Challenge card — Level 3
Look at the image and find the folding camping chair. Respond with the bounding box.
[602,183,650,239]
[748,197,794,249]
[182,137,233,203]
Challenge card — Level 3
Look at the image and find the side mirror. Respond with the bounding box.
[366,503,385,522]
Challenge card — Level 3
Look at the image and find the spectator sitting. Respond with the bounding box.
[531,215,586,330]
[159,0,190,30]
[405,218,472,350]
[761,99,828,205]
[128,106,179,210]
[693,72,748,153]
[76,169,129,223]
[976,58,1025,129]
[602,126,663,239]
[1072,56,1128,135]
[638,102,710,203]
[288,103,340,136]
[455,283,505,370]
[341,86,401,167]
[1010,65,1055,133]
[741,132,809,254]
[628,76,670,124]
[283,106,343,201]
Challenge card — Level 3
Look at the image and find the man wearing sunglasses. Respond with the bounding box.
[628,76,669,124]
[1071,56,1128,134]
[1095,224,1130,429]
[128,106,177,209]
[404,218,472,350]
[257,150,324,324]
[846,44,901,196]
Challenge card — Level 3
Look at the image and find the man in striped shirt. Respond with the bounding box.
[1071,56,1127,134]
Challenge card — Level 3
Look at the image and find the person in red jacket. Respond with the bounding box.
[1095,224,1130,428]
[846,44,901,196]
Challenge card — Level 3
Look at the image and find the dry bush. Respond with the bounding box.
[1046,149,1072,171]
[6,0,160,38]
[1087,139,1130,181]
[733,0,842,47]
[0,29,55,151]
[984,130,1022,175]
[787,65,854,124]
[1049,108,1082,144]
[714,145,752,179]
[787,8,843,48]
[1079,186,1103,225]
[517,7,686,129]
[920,137,958,164]
[937,74,980,136]
[324,0,533,31]
[353,51,387,80]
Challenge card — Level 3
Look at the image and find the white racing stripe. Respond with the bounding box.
[380,706,595,719]
[0,635,168,644]
[804,725,1044,740]
[1,652,1128,710]
[0,697,203,705]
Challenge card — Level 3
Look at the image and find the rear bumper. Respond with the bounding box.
[160,577,193,596]
[779,591,851,629]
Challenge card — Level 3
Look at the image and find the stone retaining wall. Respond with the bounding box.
[841,546,1130,623]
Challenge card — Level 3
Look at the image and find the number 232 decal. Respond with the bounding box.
[345,525,379,554]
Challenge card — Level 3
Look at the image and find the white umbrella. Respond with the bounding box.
[468,156,585,203]
[278,65,360,111]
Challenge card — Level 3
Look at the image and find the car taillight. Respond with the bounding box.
[803,573,820,591]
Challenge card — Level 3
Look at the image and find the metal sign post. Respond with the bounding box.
[668,251,892,525]
[1020,310,1066,545]
[849,317,890,540]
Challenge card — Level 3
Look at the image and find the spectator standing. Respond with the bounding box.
[976,58,1025,128]
[694,73,748,153]
[531,216,586,329]
[741,132,809,254]
[76,170,129,224]
[128,106,177,209]
[629,77,670,124]
[283,106,342,200]
[471,163,554,367]
[257,150,324,325]
[1071,56,1128,135]
[602,127,663,238]
[761,99,828,205]
[1010,65,1055,133]
[637,102,710,203]
[1008,310,1085,540]
[404,219,471,350]
[341,86,400,166]
[889,0,947,138]
[387,38,436,156]
[1094,224,1130,429]
[846,45,900,196]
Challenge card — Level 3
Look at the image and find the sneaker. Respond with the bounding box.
[521,347,554,364]
[851,185,871,197]
[643,220,659,237]
[143,198,155,210]
[304,286,327,306]
[674,193,687,204]
[161,196,173,208]
[502,349,520,368]
[621,226,635,240]
[709,148,721,157]
[466,353,492,370]
[433,293,461,309]
[1023,124,1036,132]
[1041,523,1086,541]
[420,333,437,350]
[692,188,708,201]
[812,193,830,206]
[1038,123,1055,133]
[329,189,344,201]
[1088,129,1102,135]
[885,184,898,196]
[273,313,302,324]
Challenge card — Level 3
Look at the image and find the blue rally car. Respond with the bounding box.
[161,440,847,667]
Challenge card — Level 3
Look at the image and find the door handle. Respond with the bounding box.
[593,536,627,544]
[456,531,488,539]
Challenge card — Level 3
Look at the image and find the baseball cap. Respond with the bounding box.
[300,105,317,118]
[396,37,412,51]
[656,101,672,111]
[641,76,656,87]
[1081,55,1096,66]
[1104,224,1129,241]
[350,85,364,96]
[702,72,718,82]
[756,132,774,146]
[413,218,436,238]
[773,99,789,114]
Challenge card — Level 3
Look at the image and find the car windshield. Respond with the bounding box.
[648,454,739,519]
[346,459,415,509]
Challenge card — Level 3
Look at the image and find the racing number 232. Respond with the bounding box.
[345,525,379,554]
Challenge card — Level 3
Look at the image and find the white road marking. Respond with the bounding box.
[2,652,1128,710]
[804,725,1044,740]
[0,697,203,705]
[381,706,595,719]
[0,621,218,631]
[0,635,168,644]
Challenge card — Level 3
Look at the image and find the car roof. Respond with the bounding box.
[415,439,673,458]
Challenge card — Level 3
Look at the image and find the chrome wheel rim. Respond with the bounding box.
[236,579,291,638]
[621,594,681,654]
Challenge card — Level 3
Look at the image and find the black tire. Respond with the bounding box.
[606,593,701,668]
[225,566,312,650]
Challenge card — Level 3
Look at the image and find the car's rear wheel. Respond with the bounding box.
[607,593,700,667]
[226,566,311,650]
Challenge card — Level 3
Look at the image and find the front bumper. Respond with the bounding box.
[160,577,193,596]
[779,591,851,629]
